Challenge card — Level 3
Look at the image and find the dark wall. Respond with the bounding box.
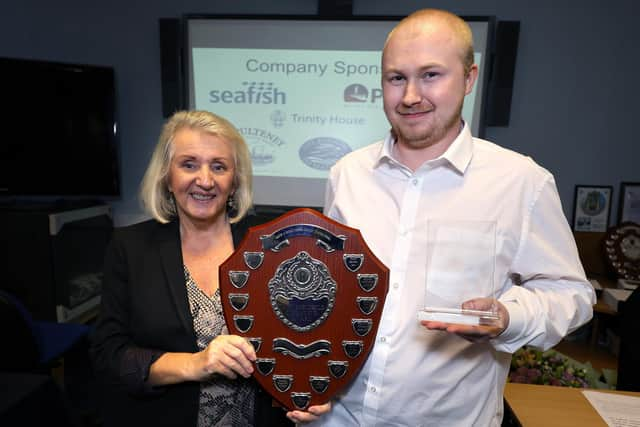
[1,0,638,225]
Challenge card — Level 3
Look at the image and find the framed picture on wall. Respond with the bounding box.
[618,182,640,224]
[572,185,613,232]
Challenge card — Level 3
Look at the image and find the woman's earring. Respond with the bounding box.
[227,194,237,213]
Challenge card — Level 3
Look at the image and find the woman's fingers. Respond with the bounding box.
[200,335,256,379]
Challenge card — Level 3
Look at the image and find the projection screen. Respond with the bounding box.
[185,16,493,208]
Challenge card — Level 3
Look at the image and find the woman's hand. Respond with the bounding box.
[286,401,332,424]
[193,335,256,381]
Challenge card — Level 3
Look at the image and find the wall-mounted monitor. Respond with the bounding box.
[183,15,493,208]
[0,57,120,198]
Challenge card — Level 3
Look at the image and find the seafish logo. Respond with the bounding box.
[209,82,286,104]
[343,83,382,103]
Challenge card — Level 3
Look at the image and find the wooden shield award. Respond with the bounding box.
[604,222,640,281]
[219,208,389,411]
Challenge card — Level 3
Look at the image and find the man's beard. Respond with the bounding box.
[393,103,464,148]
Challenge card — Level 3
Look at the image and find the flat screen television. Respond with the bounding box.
[0,57,120,197]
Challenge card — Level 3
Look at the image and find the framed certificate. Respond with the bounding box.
[618,182,640,224]
[572,185,613,232]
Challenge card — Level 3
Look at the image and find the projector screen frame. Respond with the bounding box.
[180,14,496,214]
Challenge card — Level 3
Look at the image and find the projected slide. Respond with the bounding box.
[185,17,491,207]
[192,47,481,179]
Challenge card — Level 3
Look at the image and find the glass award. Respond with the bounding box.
[417,220,501,326]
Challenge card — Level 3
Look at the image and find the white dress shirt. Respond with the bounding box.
[313,123,595,427]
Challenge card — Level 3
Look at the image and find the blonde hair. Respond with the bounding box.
[140,110,252,224]
[385,9,475,75]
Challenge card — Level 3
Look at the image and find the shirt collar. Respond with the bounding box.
[376,122,474,174]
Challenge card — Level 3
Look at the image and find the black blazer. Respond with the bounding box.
[90,218,290,427]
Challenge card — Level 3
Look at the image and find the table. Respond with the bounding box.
[503,383,640,426]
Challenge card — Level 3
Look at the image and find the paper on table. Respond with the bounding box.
[582,390,640,427]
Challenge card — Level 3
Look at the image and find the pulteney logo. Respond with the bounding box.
[343,83,382,103]
[209,82,287,104]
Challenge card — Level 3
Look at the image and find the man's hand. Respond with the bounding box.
[420,298,510,343]
[286,401,332,424]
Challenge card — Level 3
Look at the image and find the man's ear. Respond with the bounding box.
[465,64,479,95]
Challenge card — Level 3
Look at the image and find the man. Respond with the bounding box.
[314,9,595,426]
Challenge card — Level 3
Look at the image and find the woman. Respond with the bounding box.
[90,111,326,426]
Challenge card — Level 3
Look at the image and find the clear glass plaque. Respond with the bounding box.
[418,220,501,326]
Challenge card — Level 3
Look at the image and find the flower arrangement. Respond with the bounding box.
[509,346,598,388]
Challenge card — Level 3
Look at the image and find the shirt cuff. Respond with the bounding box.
[495,300,525,345]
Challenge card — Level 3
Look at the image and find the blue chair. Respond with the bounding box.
[0,290,90,373]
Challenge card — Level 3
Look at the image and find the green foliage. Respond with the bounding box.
[508,346,611,388]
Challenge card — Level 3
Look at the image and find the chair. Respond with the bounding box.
[0,290,90,374]
[617,286,640,391]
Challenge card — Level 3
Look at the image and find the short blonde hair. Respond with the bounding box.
[140,110,252,224]
[385,9,475,75]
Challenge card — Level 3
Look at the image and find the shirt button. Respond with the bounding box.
[393,283,399,289]
[380,337,387,343]
[412,178,419,186]
[370,386,377,393]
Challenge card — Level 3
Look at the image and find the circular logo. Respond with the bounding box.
[299,137,351,171]
[343,84,369,102]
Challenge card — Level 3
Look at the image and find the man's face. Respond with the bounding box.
[382,23,477,149]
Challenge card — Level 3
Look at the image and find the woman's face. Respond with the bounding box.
[167,128,235,227]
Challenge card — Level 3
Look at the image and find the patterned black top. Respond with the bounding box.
[184,266,255,427]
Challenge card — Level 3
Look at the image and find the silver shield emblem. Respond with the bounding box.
[256,358,276,375]
[309,376,330,394]
[327,361,349,379]
[244,252,264,270]
[269,251,337,332]
[229,271,250,288]
[228,293,249,311]
[343,254,364,272]
[351,319,373,337]
[291,392,311,410]
[356,296,378,315]
[357,273,378,292]
[233,315,254,333]
[342,340,364,358]
[273,375,293,392]
[247,337,262,352]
